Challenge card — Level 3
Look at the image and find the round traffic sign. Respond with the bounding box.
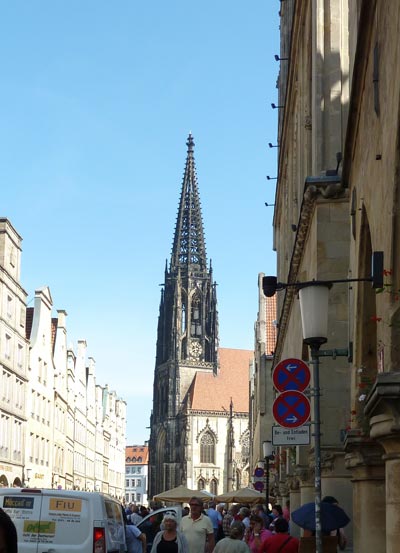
[273,358,311,392]
[273,390,311,428]
[254,467,264,478]
[254,481,264,492]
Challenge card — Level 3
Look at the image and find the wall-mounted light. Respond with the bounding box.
[271,103,285,109]
[274,55,289,61]
[265,202,275,207]
[268,143,279,149]
[266,176,277,181]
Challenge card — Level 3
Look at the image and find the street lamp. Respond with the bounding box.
[298,282,330,553]
[262,440,274,513]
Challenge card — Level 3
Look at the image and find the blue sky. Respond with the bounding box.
[1,1,280,443]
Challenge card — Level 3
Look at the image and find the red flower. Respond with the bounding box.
[370,315,382,322]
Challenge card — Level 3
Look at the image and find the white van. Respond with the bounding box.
[0,487,126,553]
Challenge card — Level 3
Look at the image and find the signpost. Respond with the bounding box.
[272,390,311,428]
[272,425,311,446]
[273,358,311,392]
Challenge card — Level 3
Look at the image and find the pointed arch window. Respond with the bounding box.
[182,303,187,333]
[210,478,218,495]
[198,478,205,490]
[200,432,215,464]
[191,295,202,336]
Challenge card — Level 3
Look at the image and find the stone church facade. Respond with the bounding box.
[148,135,252,497]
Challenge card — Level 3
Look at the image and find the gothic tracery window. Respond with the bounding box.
[210,478,218,495]
[200,431,215,464]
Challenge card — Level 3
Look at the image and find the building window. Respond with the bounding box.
[198,478,205,490]
[210,479,218,496]
[200,432,215,464]
[5,334,11,360]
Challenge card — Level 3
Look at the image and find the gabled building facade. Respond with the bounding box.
[149,135,252,497]
[125,445,149,505]
[0,218,126,497]
[0,219,28,487]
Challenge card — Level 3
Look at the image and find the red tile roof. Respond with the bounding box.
[188,348,253,414]
[126,445,149,464]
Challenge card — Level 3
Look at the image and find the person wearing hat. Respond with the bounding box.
[150,513,189,553]
[322,496,347,551]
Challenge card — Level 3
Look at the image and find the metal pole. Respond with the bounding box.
[265,457,270,512]
[311,346,322,553]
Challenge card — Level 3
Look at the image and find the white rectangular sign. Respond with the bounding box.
[272,425,310,446]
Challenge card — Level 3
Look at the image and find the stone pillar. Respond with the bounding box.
[289,479,301,538]
[365,372,400,553]
[321,448,353,546]
[297,467,315,506]
[345,431,386,553]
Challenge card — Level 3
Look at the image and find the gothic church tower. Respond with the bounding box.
[149,134,219,496]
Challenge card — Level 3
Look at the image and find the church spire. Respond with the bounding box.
[171,133,207,271]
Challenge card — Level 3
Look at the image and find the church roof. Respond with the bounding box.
[188,347,253,414]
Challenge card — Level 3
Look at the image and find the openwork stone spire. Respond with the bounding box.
[171,133,207,271]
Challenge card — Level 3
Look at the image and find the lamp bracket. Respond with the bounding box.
[262,252,383,297]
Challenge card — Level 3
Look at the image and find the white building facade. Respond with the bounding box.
[0,218,127,497]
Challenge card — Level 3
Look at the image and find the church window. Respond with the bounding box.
[236,470,241,489]
[182,304,187,332]
[191,295,201,336]
[200,432,215,464]
[198,478,205,490]
[210,478,218,495]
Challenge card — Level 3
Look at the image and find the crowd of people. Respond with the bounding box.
[0,494,347,553]
[127,495,348,553]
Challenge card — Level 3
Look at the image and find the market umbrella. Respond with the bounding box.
[153,485,214,503]
[214,487,264,504]
[291,502,350,533]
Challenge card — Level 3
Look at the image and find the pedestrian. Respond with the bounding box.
[212,521,250,553]
[238,508,251,530]
[129,505,144,526]
[150,513,188,553]
[244,515,272,553]
[180,496,215,553]
[222,505,237,537]
[207,502,223,541]
[268,505,283,533]
[282,501,290,523]
[322,496,347,550]
[123,510,147,553]
[0,508,18,553]
[260,518,299,553]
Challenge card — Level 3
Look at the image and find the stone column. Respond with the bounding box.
[297,467,315,506]
[365,372,400,553]
[289,478,301,538]
[345,431,386,553]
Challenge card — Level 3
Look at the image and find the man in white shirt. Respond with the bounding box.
[181,497,215,553]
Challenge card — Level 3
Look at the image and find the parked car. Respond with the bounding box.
[0,487,126,553]
[137,506,182,553]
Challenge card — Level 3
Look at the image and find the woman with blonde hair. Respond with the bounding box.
[150,513,188,553]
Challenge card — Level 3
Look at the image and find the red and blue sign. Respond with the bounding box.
[273,390,311,428]
[273,358,311,393]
